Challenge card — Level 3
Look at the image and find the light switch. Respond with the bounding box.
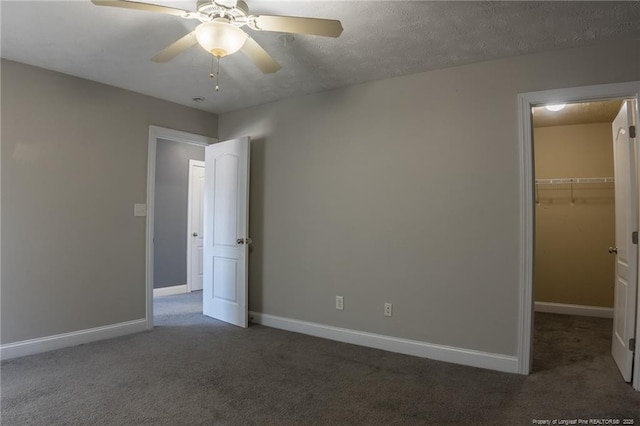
[134,203,147,217]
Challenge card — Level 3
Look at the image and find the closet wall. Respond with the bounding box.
[534,122,615,308]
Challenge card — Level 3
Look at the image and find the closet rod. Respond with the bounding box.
[535,177,614,185]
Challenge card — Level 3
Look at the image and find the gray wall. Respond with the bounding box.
[1,59,217,344]
[154,139,205,289]
[220,40,640,357]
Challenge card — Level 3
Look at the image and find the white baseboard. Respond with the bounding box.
[153,284,187,297]
[249,311,518,374]
[0,319,147,361]
[535,302,613,318]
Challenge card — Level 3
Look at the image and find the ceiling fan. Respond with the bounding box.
[91,0,343,74]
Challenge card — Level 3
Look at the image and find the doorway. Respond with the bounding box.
[145,126,217,328]
[153,140,205,295]
[531,99,622,375]
[516,82,640,391]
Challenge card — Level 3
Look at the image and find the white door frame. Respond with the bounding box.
[146,126,217,330]
[186,159,205,293]
[517,81,640,390]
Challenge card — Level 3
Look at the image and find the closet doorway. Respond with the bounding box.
[531,98,638,382]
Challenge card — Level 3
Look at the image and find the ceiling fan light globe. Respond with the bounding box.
[195,21,248,58]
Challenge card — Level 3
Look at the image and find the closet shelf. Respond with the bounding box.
[535,177,614,185]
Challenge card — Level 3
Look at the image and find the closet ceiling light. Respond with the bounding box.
[545,104,566,112]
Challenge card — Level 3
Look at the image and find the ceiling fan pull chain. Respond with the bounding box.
[215,56,220,92]
[208,55,220,91]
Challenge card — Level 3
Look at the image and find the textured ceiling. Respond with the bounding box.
[2,1,640,114]
[533,100,624,128]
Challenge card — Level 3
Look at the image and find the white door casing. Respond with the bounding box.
[202,137,250,327]
[611,99,638,382]
[187,160,205,292]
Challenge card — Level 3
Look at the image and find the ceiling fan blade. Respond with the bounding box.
[251,15,343,38]
[240,37,281,74]
[91,0,190,17]
[151,32,198,62]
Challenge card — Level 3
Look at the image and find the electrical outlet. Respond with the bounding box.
[336,296,344,311]
[384,303,392,317]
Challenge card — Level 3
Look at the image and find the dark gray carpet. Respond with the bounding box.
[533,311,615,373]
[2,293,639,425]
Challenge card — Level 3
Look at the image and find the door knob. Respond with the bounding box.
[236,238,245,245]
[193,232,198,237]
[608,246,618,254]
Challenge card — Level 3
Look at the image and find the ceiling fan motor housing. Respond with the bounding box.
[196,0,249,25]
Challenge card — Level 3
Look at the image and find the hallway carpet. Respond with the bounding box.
[2,293,638,425]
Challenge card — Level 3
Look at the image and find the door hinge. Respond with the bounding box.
[629,125,636,139]
[633,231,638,245]
[630,338,636,352]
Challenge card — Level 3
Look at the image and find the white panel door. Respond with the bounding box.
[611,99,638,382]
[188,160,205,292]
[203,137,250,327]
